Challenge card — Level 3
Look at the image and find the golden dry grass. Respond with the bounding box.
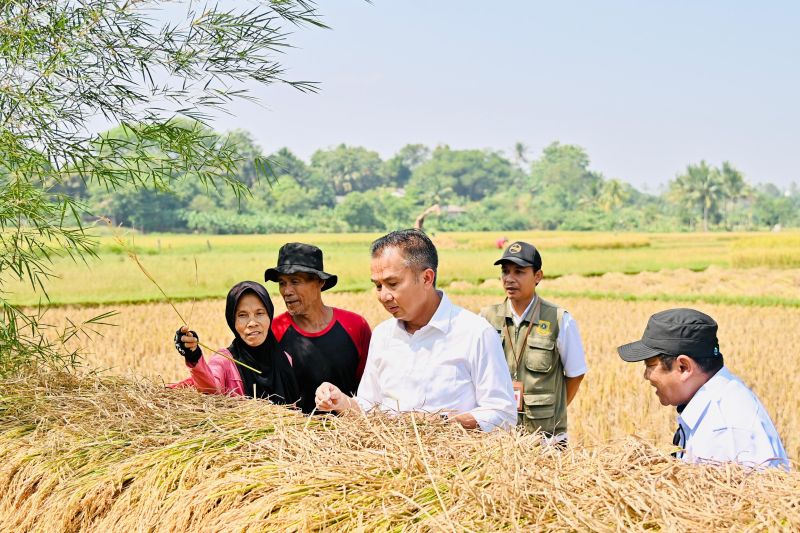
[43,288,800,464]
[537,265,800,302]
[1,370,799,532]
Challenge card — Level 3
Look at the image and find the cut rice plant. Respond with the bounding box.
[0,370,798,531]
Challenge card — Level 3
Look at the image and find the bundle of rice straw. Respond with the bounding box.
[0,370,797,531]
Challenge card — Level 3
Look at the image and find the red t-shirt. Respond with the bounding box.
[272,308,371,413]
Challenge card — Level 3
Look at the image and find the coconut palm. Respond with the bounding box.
[719,161,746,229]
[513,142,529,168]
[672,161,723,231]
[597,179,629,212]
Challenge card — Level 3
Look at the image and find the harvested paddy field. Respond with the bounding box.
[547,265,800,301]
[1,371,798,531]
[7,240,800,530]
[41,288,800,463]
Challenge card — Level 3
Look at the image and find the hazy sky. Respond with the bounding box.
[206,1,799,190]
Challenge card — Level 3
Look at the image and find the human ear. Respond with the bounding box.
[676,355,693,376]
[422,268,436,287]
[534,270,544,286]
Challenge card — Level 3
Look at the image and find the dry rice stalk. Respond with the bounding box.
[0,370,798,532]
[112,232,261,375]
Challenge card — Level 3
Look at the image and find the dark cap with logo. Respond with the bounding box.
[617,308,721,362]
[494,241,542,271]
[264,242,338,291]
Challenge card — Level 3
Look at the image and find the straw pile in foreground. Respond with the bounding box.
[0,371,798,532]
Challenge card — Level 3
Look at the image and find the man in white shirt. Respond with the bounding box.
[315,229,517,431]
[618,308,789,469]
[479,241,587,442]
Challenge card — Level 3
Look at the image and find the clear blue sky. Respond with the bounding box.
[211,1,800,190]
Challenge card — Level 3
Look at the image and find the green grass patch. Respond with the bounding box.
[4,230,800,306]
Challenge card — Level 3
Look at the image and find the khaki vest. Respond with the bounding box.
[479,297,567,436]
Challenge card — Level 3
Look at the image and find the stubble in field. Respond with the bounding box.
[46,292,800,462]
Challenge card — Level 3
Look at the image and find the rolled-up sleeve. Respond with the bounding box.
[469,326,517,432]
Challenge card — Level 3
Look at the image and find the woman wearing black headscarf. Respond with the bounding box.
[170,281,299,404]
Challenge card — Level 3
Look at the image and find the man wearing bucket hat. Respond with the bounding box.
[479,241,587,444]
[265,242,371,413]
[618,308,788,469]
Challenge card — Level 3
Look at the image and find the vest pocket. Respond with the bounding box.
[524,337,556,373]
[523,393,555,420]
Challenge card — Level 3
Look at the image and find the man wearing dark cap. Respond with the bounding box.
[480,241,587,443]
[265,242,371,413]
[618,308,788,469]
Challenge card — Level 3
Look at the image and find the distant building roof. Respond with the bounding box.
[443,205,467,215]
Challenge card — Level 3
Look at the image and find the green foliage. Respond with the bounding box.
[750,183,800,228]
[335,192,385,232]
[530,142,603,211]
[407,146,513,204]
[83,136,800,235]
[311,144,385,195]
[669,161,723,231]
[382,144,431,188]
[0,0,326,373]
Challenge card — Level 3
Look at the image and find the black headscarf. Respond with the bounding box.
[224,281,299,405]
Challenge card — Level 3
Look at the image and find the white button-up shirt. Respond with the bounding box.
[356,292,517,432]
[676,366,789,469]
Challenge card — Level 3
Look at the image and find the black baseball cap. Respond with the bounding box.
[264,242,338,291]
[494,241,542,271]
[617,308,721,362]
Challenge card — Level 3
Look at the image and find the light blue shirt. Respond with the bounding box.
[676,366,789,469]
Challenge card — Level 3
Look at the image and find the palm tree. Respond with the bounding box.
[597,178,629,212]
[673,161,723,231]
[513,142,529,168]
[719,161,746,230]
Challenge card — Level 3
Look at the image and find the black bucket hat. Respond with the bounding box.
[617,308,720,362]
[264,242,338,291]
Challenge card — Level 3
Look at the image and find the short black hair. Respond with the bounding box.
[659,353,724,375]
[371,229,438,286]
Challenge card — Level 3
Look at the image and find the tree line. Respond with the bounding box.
[60,124,800,234]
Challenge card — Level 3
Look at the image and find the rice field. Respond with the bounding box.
[4,231,800,530]
[6,230,800,306]
[43,280,800,463]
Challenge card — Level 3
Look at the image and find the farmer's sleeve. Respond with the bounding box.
[188,351,243,396]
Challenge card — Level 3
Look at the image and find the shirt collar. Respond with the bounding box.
[392,290,453,337]
[678,365,732,430]
[505,296,539,324]
[425,291,453,334]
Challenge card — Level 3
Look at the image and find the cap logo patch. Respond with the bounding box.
[509,243,522,253]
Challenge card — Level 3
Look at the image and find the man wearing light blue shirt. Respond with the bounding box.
[315,229,517,431]
[618,308,789,469]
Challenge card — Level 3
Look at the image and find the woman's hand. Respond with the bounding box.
[174,326,201,362]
